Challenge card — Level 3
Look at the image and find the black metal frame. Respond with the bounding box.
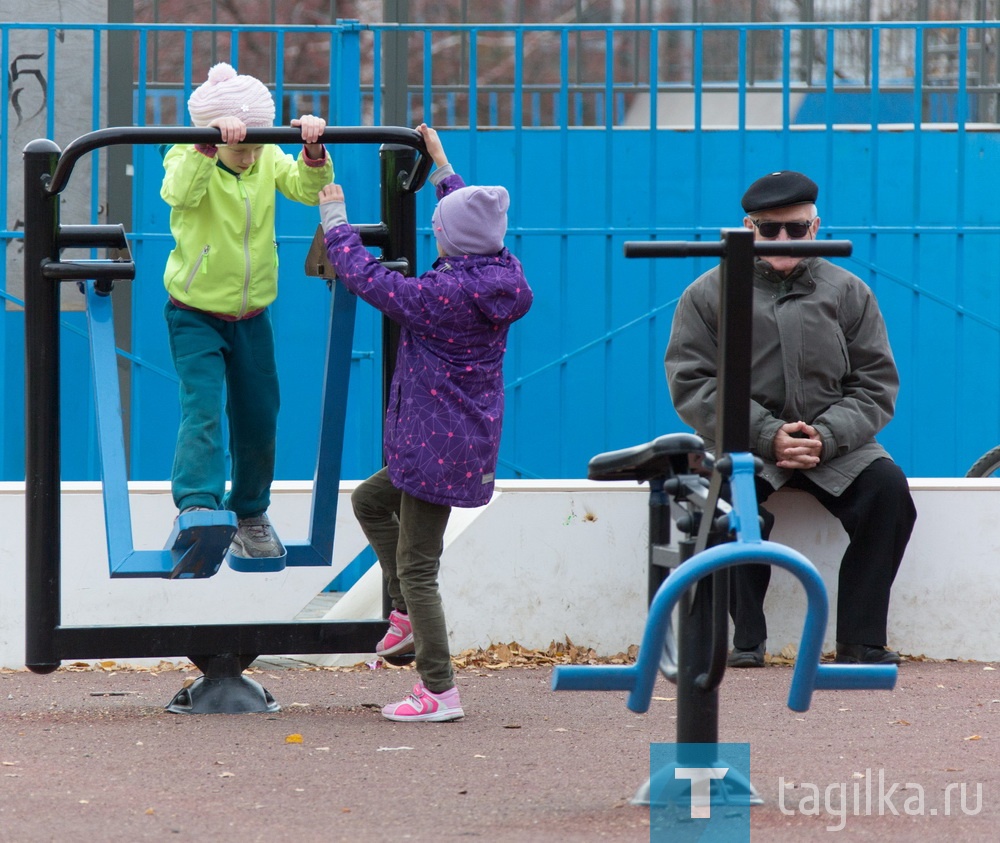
[623,231,853,747]
[23,126,429,710]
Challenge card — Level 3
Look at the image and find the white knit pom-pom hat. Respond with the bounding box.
[187,62,275,128]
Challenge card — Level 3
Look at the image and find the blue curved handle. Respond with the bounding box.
[551,453,897,712]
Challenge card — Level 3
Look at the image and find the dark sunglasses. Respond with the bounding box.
[750,219,814,239]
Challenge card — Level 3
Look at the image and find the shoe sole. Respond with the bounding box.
[835,655,902,665]
[727,657,765,668]
[382,707,464,723]
[376,634,415,658]
[229,539,284,559]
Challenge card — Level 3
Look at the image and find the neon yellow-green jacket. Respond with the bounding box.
[160,143,332,317]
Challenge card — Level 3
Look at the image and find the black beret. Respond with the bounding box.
[741,171,819,213]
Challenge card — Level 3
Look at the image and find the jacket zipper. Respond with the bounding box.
[183,244,210,292]
[237,175,252,318]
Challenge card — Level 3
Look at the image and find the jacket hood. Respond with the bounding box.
[434,249,531,325]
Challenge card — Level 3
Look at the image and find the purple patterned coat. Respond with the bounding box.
[323,176,533,507]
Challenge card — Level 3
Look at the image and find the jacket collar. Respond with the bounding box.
[754,256,817,293]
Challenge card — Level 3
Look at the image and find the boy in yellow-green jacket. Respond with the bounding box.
[160,62,332,557]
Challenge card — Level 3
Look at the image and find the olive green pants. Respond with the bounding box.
[351,468,454,693]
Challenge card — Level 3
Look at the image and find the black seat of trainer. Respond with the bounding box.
[587,433,705,483]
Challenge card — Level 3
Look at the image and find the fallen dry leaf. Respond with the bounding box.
[451,638,638,671]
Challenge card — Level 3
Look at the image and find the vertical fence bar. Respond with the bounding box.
[509,25,525,470]
[274,28,286,124]
[737,27,747,181]
[603,28,615,447]
[910,24,924,471]
[649,25,659,131]
[423,28,433,127]
[468,27,478,170]
[824,27,836,217]
[781,25,791,161]
[955,25,968,451]
[136,27,148,126]
[691,27,701,224]
[648,26,662,436]
[335,20,362,127]
[229,26,239,68]
[183,28,194,107]
[0,25,7,477]
[46,28,56,140]
[558,25,570,473]
[737,26,747,131]
[869,26,881,289]
[372,29,382,125]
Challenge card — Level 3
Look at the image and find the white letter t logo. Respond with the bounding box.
[674,767,729,818]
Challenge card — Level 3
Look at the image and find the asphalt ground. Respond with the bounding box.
[0,656,997,842]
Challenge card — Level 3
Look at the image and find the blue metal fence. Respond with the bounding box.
[4,19,1000,485]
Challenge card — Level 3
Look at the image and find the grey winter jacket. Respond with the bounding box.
[665,256,898,496]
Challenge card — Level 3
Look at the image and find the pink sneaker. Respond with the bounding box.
[376,609,414,657]
[382,683,464,722]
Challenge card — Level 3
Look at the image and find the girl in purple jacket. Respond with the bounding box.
[319,124,533,722]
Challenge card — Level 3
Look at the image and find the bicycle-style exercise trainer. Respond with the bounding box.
[552,229,898,808]
[22,126,429,712]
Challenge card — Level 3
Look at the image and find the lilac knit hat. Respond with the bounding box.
[187,62,275,128]
[431,185,509,256]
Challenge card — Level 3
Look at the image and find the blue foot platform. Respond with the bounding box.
[166,509,238,579]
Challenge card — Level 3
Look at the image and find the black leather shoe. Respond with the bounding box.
[835,643,901,665]
[727,641,766,668]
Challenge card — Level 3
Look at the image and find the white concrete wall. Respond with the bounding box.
[1,479,998,668]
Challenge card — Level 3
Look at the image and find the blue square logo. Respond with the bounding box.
[648,742,754,842]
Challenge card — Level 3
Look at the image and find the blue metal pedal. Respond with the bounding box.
[166,510,238,579]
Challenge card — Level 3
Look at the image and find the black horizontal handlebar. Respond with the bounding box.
[46,126,430,197]
[624,238,853,259]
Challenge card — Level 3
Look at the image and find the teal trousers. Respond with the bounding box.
[165,302,279,517]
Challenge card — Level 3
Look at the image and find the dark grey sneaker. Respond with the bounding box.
[230,513,284,558]
[727,641,766,668]
[835,643,901,665]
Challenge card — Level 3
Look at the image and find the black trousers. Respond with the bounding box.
[730,458,916,649]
